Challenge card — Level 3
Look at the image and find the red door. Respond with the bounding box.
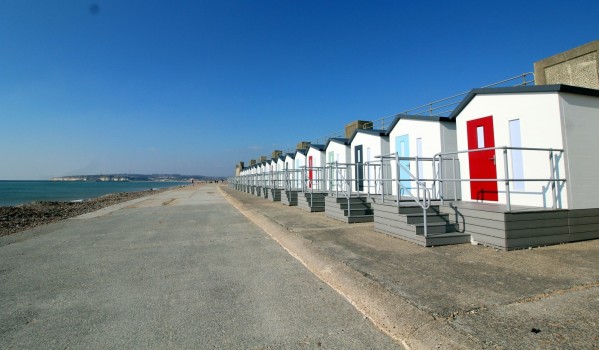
[467,116,498,201]
[308,156,313,189]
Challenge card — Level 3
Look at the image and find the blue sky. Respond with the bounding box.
[1,0,597,179]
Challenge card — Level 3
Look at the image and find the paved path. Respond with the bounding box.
[222,185,599,349]
[0,185,400,349]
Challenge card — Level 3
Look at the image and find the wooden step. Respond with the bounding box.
[405,213,450,225]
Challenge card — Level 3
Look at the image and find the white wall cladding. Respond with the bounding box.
[350,132,390,193]
[560,92,599,209]
[325,140,351,192]
[388,119,448,196]
[306,147,326,191]
[455,92,568,208]
[325,140,350,164]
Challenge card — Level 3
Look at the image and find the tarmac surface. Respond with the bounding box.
[0,184,399,349]
[1,183,598,349]
[221,185,599,349]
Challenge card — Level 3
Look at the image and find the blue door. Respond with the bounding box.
[395,135,410,195]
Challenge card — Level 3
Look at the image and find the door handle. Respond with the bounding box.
[489,155,496,165]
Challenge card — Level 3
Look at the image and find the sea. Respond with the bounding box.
[0,181,189,207]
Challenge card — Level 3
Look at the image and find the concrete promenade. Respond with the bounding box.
[221,185,599,349]
[0,184,399,349]
[2,183,598,349]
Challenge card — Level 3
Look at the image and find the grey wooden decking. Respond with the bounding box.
[441,201,599,250]
[325,195,374,223]
[232,185,599,250]
[281,190,299,206]
[372,201,470,247]
[268,188,281,202]
[298,192,327,212]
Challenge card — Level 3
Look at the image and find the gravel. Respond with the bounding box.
[0,189,168,237]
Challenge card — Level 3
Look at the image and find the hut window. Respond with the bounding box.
[509,119,525,190]
[476,126,485,148]
[416,137,423,180]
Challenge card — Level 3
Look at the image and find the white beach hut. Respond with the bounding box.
[294,149,307,189]
[306,144,326,191]
[444,84,599,248]
[324,138,351,192]
[348,129,390,193]
[386,114,458,198]
[450,84,599,209]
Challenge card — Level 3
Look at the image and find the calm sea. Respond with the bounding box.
[0,181,189,207]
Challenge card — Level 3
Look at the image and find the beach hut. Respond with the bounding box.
[265,154,285,201]
[323,131,385,223]
[348,129,390,194]
[444,84,599,248]
[260,159,271,198]
[385,114,458,199]
[450,84,599,209]
[305,144,326,191]
[281,153,299,205]
[294,149,307,189]
[324,138,351,193]
[283,153,297,187]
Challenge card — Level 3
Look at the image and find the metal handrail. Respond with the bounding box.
[327,162,354,215]
[300,166,327,207]
[433,146,565,211]
[306,72,536,146]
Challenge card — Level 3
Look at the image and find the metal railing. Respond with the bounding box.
[433,146,565,211]
[306,72,535,147]
[326,162,356,215]
[373,154,434,236]
[284,168,302,192]
[299,166,327,207]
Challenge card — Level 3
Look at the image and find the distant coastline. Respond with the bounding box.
[49,174,225,182]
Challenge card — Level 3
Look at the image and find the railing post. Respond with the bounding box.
[381,157,385,203]
[503,147,511,211]
[452,156,458,202]
[415,155,420,201]
[549,149,557,209]
[335,162,338,198]
[423,207,428,238]
[347,163,351,216]
[395,152,400,208]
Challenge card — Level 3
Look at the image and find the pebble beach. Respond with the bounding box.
[0,188,169,237]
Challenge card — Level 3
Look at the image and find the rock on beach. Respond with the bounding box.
[0,189,166,237]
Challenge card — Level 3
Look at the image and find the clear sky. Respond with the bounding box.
[1,1,597,179]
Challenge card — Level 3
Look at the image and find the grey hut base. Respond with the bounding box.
[281,190,299,206]
[325,196,374,223]
[372,201,469,247]
[268,189,281,202]
[373,200,599,250]
[298,192,327,212]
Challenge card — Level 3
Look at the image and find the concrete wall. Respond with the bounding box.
[534,40,599,89]
[345,120,372,138]
[455,93,568,208]
[560,92,599,209]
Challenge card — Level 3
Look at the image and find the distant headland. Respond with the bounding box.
[49,174,225,182]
